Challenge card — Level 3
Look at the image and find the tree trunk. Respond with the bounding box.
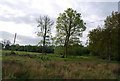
[64,35,69,58]
[42,25,47,55]
[64,45,68,58]
[42,37,45,55]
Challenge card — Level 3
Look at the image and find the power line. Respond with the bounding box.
[86,20,104,24]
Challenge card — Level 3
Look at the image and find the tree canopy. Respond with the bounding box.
[56,8,86,57]
[88,12,120,61]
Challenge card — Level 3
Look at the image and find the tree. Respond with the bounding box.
[88,27,105,57]
[36,15,54,54]
[88,12,120,61]
[103,12,120,60]
[56,8,86,58]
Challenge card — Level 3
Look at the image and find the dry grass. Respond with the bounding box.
[2,60,120,79]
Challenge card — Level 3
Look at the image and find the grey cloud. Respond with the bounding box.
[76,2,118,20]
[17,34,40,45]
[0,0,42,24]
[0,31,40,45]
[0,13,39,24]
[0,1,117,25]
[0,31,14,41]
[88,2,118,17]
[0,0,31,11]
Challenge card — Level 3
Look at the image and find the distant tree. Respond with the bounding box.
[55,44,89,56]
[54,46,64,55]
[1,39,11,50]
[68,44,89,56]
[36,15,54,54]
[56,8,86,58]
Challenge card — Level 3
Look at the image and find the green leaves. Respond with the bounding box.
[37,32,43,37]
[56,8,86,57]
[88,12,120,61]
[56,8,86,45]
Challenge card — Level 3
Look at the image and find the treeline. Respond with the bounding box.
[1,44,54,53]
[55,45,89,56]
[88,12,120,61]
[1,43,90,56]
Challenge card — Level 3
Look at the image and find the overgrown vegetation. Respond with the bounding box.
[54,45,90,56]
[2,51,120,79]
[88,12,120,61]
[3,61,117,79]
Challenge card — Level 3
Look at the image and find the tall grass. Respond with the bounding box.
[2,60,119,79]
[2,51,120,79]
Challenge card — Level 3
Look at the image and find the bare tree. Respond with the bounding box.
[1,39,11,50]
[36,15,54,54]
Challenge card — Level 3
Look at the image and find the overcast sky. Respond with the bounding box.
[0,0,119,46]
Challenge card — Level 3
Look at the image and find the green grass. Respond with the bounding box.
[2,50,41,55]
[3,55,34,62]
[2,50,120,79]
[2,50,119,64]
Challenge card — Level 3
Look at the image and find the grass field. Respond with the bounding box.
[2,50,120,79]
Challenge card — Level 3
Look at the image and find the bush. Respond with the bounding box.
[68,45,90,56]
[54,45,90,56]
[9,45,54,53]
[54,46,64,55]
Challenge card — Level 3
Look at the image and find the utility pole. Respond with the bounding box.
[13,33,17,45]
